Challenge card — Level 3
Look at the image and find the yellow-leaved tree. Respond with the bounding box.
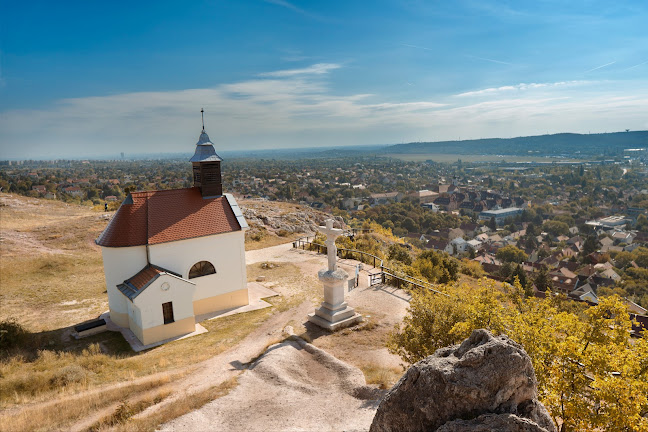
[387,279,648,432]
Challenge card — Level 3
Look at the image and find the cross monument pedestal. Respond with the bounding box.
[308,219,362,331]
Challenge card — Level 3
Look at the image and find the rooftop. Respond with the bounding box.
[96,188,242,247]
[117,264,186,300]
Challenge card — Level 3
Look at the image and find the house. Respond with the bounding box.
[425,238,447,251]
[467,239,482,251]
[96,127,249,346]
[409,189,439,204]
[611,231,635,245]
[369,191,403,206]
[422,202,440,212]
[63,186,84,197]
[570,284,599,304]
[478,207,524,225]
[445,237,469,255]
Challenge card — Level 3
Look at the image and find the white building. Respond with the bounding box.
[478,207,524,225]
[445,237,469,255]
[96,127,249,345]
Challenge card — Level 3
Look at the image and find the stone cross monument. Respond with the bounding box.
[308,219,362,331]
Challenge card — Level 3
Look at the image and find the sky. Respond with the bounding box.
[1,0,647,159]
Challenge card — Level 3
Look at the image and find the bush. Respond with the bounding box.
[246,229,267,242]
[460,259,485,278]
[388,281,648,431]
[50,364,88,387]
[0,318,28,351]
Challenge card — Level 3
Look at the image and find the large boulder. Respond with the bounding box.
[370,329,556,432]
[437,414,553,432]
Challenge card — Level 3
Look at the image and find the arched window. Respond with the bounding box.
[189,261,216,279]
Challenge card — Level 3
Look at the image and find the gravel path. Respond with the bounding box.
[161,337,382,432]
[155,244,411,431]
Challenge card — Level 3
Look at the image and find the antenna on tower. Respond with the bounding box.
[201,108,205,132]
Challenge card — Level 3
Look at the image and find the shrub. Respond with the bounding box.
[0,318,28,351]
[460,259,485,278]
[49,364,87,387]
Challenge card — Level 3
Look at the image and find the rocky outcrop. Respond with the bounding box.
[240,201,344,235]
[437,414,553,432]
[370,329,556,432]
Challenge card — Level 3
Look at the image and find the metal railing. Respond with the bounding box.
[293,235,449,297]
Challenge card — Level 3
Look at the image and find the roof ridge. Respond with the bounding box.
[131,187,201,197]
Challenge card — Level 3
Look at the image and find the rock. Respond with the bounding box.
[437,414,552,432]
[256,276,266,282]
[369,329,556,432]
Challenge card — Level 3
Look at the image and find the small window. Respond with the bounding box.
[162,302,174,324]
[189,261,216,279]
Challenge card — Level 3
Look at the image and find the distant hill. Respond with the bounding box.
[383,131,648,157]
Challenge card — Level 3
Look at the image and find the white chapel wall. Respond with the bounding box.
[148,231,247,301]
[132,275,195,329]
[101,245,147,322]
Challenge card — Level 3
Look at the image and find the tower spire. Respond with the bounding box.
[201,108,205,132]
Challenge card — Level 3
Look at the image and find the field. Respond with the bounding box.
[0,194,304,430]
[0,193,413,431]
[386,153,581,163]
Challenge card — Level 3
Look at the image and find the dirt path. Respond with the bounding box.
[161,337,382,432]
[39,243,409,431]
[132,299,314,420]
[156,247,411,431]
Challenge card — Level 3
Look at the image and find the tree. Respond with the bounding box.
[488,216,497,231]
[534,265,552,292]
[582,235,599,255]
[388,244,412,265]
[388,280,648,432]
[508,265,530,295]
[542,220,570,237]
[636,214,648,232]
[496,245,528,264]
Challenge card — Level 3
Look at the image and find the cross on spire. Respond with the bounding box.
[201,108,205,132]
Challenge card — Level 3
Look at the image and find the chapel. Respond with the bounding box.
[96,120,249,345]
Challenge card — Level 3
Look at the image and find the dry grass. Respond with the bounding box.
[359,364,402,389]
[0,374,175,432]
[87,388,172,432]
[245,230,302,251]
[0,194,107,330]
[0,194,291,409]
[110,378,239,432]
[0,299,276,406]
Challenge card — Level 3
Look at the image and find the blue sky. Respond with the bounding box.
[1,0,647,158]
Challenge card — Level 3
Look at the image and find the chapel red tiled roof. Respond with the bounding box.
[117,264,184,300]
[128,265,164,289]
[96,187,241,247]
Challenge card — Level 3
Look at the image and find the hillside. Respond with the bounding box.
[383,131,648,157]
[0,194,407,431]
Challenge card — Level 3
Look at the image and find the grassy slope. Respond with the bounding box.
[0,193,305,431]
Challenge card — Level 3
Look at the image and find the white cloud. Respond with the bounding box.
[0,67,646,159]
[258,63,342,77]
[454,81,593,97]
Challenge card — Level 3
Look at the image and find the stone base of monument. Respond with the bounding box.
[308,268,363,331]
[308,305,362,331]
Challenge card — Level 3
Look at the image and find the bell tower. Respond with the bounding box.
[190,109,223,197]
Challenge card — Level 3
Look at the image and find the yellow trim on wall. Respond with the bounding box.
[137,317,196,345]
[193,288,249,316]
[110,310,130,328]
